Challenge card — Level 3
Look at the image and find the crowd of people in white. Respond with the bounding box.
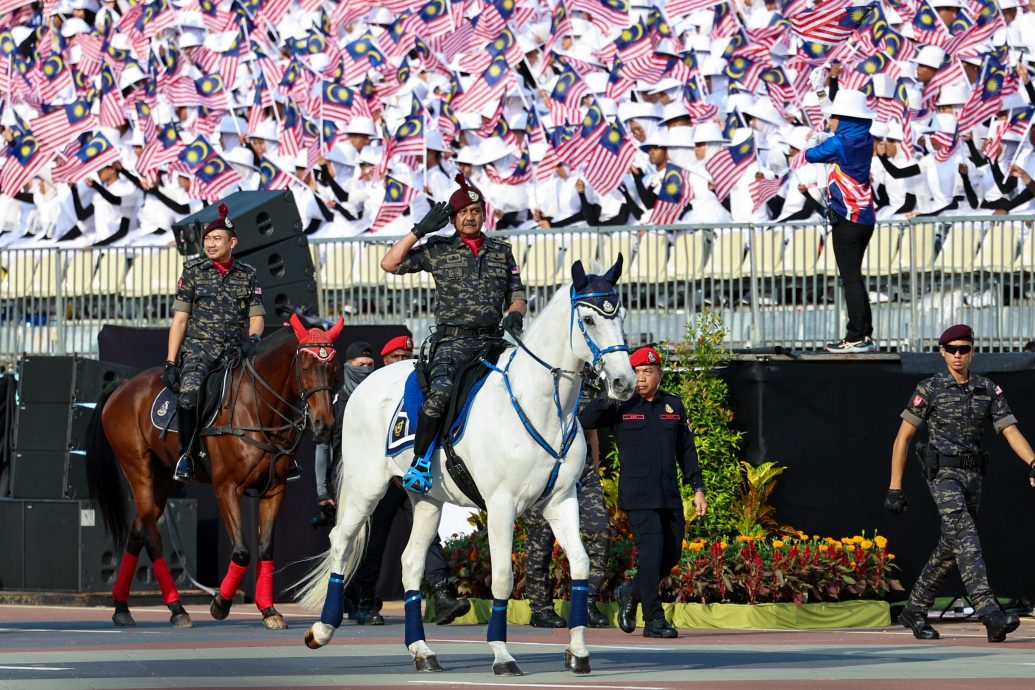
[0,0,1033,252]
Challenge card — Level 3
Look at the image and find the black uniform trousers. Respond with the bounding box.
[627,508,685,622]
[829,213,874,341]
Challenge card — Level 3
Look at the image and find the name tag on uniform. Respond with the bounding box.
[660,414,681,420]
[622,414,645,420]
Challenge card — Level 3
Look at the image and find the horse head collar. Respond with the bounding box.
[570,254,628,372]
[289,314,344,400]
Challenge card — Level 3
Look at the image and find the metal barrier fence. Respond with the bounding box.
[2,215,1035,360]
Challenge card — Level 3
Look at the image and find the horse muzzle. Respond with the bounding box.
[311,418,332,443]
[607,375,636,401]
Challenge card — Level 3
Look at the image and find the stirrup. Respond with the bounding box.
[403,456,433,494]
[286,461,302,482]
[173,455,194,483]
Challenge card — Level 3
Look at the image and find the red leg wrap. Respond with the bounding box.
[151,557,180,605]
[220,561,249,600]
[112,552,139,602]
[255,560,274,611]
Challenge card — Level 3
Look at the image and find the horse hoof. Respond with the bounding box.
[492,661,523,676]
[170,613,194,628]
[414,655,443,672]
[210,594,231,621]
[564,650,591,675]
[112,611,136,627]
[304,628,324,649]
[261,607,288,630]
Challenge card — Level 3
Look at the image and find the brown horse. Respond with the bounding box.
[86,314,342,629]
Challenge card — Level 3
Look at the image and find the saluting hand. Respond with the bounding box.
[413,201,451,238]
[1028,462,1035,488]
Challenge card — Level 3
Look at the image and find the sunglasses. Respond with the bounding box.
[942,344,972,355]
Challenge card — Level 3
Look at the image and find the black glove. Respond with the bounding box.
[161,361,179,391]
[242,334,261,358]
[501,311,524,336]
[1028,462,1035,484]
[412,201,451,238]
[884,489,908,514]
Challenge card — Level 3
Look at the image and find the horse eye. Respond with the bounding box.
[583,315,595,326]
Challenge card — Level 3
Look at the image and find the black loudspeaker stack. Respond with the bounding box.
[12,355,139,499]
[170,190,318,318]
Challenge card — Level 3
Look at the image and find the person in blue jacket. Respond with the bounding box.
[805,88,877,353]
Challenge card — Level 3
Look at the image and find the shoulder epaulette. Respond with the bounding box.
[185,256,208,269]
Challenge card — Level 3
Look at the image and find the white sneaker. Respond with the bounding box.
[825,337,877,354]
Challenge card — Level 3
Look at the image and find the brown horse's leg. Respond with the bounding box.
[111,517,147,627]
[211,484,249,621]
[256,487,287,630]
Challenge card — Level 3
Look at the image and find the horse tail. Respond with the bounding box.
[85,381,131,552]
[295,514,370,612]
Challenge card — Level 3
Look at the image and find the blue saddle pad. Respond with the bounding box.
[386,369,490,457]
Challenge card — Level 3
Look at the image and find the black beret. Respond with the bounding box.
[344,341,374,361]
[938,324,974,346]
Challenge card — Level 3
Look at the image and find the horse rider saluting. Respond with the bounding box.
[380,173,528,494]
[163,202,271,483]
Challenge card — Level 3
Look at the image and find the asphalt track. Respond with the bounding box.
[2,602,1035,689]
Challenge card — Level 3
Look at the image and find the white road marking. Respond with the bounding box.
[408,682,669,689]
[0,665,73,671]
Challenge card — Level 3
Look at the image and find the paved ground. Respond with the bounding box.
[2,602,1035,689]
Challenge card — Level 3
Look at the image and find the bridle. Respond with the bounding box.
[484,283,628,461]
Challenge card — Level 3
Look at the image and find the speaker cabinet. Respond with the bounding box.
[18,355,138,405]
[0,499,198,592]
[172,190,303,256]
[9,450,90,500]
[236,235,316,287]
[260,279,319,319]
[12,402,91,452]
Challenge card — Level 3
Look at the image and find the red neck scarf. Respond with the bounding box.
[460,235,485,256]
[213,259,234,275]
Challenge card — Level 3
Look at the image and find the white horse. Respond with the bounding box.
[296,256,636,676]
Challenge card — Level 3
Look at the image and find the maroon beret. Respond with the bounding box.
[938,324,974,346]
[203,202,236,238]
[630,346,662,368]
[448,173,485,216]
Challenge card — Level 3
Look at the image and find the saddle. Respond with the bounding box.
[151,362,235,435]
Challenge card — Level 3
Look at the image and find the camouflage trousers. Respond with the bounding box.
[422,334,488,418]
[177,340,225,410]
[524,455,610,612]
[908,467,999,616]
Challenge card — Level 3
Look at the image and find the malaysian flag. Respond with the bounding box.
[389,113,425,155]
[911,0,952,48]
[547,64,588,125]
[342,34,386,85]
[0,131,52,195]
[321,81,365,124]
[194,152,243,198]
[451,54,512,114]
[29,99,95,151]
[179,136,217,172]
[194,73,229,109]
[790,1,876,45]
[650,163,692,225]
[583,121,636,195]
[258,156,291,190]
[99,65,125,128]
[136,122,184,173]
[840,51,900,93]
[51,132,121,183]
[370,175,419,233]
[664,0,722,16]
[750,175,786,212]
[958,55,1007,131]
[571,0,629,30]
[415,0,452,35]
[984,107,1033,160]
[39,54,73,102]
[946,0,1003,56]
[705,135,755,201]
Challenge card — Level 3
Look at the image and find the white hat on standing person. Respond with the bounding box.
[822,89,875,119]
[692,122,729,145]
[344,116,377,137]
[915,45,947,69]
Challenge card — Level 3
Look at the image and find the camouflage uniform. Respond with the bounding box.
[900,370,1018,616]
[171,257,265,412]
[524,453,610,612]
[397,233,525,421]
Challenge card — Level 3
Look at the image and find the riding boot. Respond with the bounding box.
[431,579,471,625]
[354,592,385,625]
[403,409,441,495]
[586,593,610,628]
[174,405,197,483]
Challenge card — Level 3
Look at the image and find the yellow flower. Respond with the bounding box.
[849,561,857,568]
[812,535,820,540]
[888,553,896,560]
[861,539,873,550]
[719,541,728,550]
[875,535,888,549]
[772,540,785,548]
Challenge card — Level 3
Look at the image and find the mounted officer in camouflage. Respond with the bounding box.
[380,173,527,494]
[163,203,266,482]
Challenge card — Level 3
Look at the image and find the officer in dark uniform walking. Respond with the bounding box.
[380,173,527,494]
[163,203,266,482]
[886,324,1035,643]
[523,450,612,629]
[580,346,707,638]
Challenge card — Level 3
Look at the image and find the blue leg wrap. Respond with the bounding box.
[487,598,508,642]
[319,573,345,627]
[569,579,589,629]
[404,590,426,647]
[402,452,433,495]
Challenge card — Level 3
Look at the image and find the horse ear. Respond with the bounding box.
[289,313,309,342]
[326,316,345,342]
[571,260,589,290]
[604,252,624,285]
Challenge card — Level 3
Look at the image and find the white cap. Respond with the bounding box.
[823,89,875,119]
[60,17,90,38]
[926,112,957,134]
[358,147,382,166]
[730,127,753,147]
[915,45,947,69]
[344,116,377,137]
[929,0,961,7]
[11,26,33,46]
[227,147,257,169]
[618,101,661,122]
[426,130,450,152]
[119,64,146,90]
[455,111,482,131]
[324,144,350,166]
[661,102,691,124]
[252,120,278,142]
[937,83,970,106]
[871,74,897,99]
[745,99,785,126]
[699,54,727,77]
[219,113,245,134]
[649,77,683,95]
[584,72,608,94]
[1000,0,1022,8]
[785,126,812,152]
[294,150,310,169]
[474,137,514,164]
[70,0,99,10]
[178,29,205,50]
[454,146,480,164]
[885,120,906,141]
[640,131,668,150]
[692,122,728,145]
[365,6,394,24]
[509,111,529,131]
[869,121,889,138]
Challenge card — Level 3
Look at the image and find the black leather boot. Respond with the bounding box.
[431,580,470,625]
[529,607,567,628]
[643,617,677,638]
[616,584,638,634]
[586,594,609,628]
[899,605,939,640]
[354,592,384,625]
[174,405,197,483]
[982,610,1020,643]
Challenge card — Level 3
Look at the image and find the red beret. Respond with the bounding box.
[380,335,414,357]
[938,324,974,346]
[203,202,236,238]
[448,173,485,216]
[629,346,662,368]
